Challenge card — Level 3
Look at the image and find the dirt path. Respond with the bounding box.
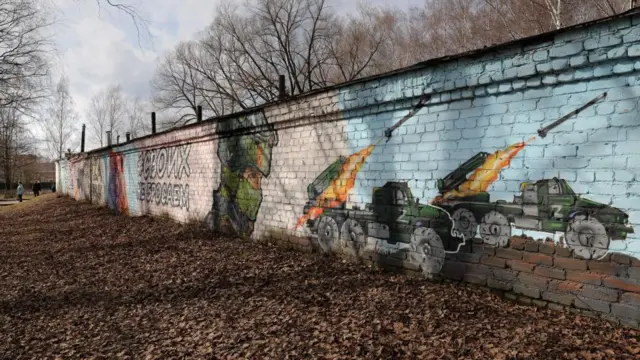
[0,196,638,359]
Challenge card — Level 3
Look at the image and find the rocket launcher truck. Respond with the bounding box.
[434,153,634,260]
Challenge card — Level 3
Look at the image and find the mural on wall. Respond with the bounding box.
[206,110,278,238]
[297,91,635,276]
[90,159,104,203]
[108,151,129,215]
[136,144,191,210]
[74,166,84,200]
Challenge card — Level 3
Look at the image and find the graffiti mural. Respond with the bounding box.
[297,92,636,276]
[206,111,278,238]
[90,159,104,203]
[108,152,129,215]
[136,144,191,210]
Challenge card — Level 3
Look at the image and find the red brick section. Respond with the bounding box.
[509,237,526,250]
[495,248,522,260]
[523,253,553,266]
[603,277,640,293]
[453,237,640,328]
[480,255,506,268]
[566,270,603,285]
[507,259,535,273]
[535,266,566,280]
[554,257,587,271]
[588,261,627,276]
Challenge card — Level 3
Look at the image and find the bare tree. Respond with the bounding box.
[0,106,36,192]
[126,96,150,139]
[0,0,51,113]
[39,75,77,160]
[150,42,206,127]
[88,89,108,148]
[105,85,126,141]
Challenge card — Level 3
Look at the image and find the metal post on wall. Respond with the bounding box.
[126,132,131,142]
[197,105,203,122]
[278,74,286,99]
[151,112,157,134]
[80,124,86,152]
[106,131,112,146]
[117,135,120,144]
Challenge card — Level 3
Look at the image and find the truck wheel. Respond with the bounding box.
[452,208,478,241]
[409,227,445,277]
[565,215,610,260]
[316,216,339,253]
[480,211,511,247]
[340,219,366,256]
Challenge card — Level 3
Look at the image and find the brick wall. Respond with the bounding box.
[57,11,640,327]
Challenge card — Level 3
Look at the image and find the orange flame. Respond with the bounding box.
[295,145,376,229]
[434,137,536,202]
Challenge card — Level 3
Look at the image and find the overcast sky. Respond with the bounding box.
[46,0,422,150]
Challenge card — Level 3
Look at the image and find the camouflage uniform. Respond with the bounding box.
[206,111,278,238]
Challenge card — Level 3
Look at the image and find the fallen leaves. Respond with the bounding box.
[0,196,638,359]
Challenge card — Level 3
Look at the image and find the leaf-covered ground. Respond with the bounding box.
[0,195,638,359]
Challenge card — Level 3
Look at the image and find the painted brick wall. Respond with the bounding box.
[56,12,640,327]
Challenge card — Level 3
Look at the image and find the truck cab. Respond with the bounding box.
[367,182,453,247]
[518,178,632,240]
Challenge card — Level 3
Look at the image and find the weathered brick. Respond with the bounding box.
[566,271,603,285]
[466,263,494,276]
[621,292,640,306]
[495,248,523,260]
[442,261,466,280]
[517,296,533,305]
[481,255,506,268]
[519,273,549,289]
[611,253,632,265]
[523,253,553,266]
[524,240,539,252]
[574,296,612,313]
[532,299,548,308]
[612,303,640,321]
[457,252,482,264]
[554,246,572,258]
[588,261,627,276]
[463,273,487,285]
[513,284,541,299]
[493,268,519,281]
[578,284,619,302]
[549,280,583,292]
[539,243,555,255]
[509,237,526,250]
[553,257,587,271]
[629,267,640,280]
[488,278,513,291]
[507,259,535,273]
[603,277,640,293]
[534,266,566,280]
[548,303,565,311]
[542,291,574,306]
[473,243,496,255]
[504,292,518,301]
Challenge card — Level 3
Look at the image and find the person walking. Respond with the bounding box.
[16,182,23,202]
[33,180,41,197]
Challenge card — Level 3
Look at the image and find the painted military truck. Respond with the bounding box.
[302,159,458,275]
[434,152,634,259]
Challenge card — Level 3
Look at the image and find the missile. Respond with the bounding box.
[384,93,432,142]
[537,92,607,138]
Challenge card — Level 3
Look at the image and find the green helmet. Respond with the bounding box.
[216,111,278,176]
